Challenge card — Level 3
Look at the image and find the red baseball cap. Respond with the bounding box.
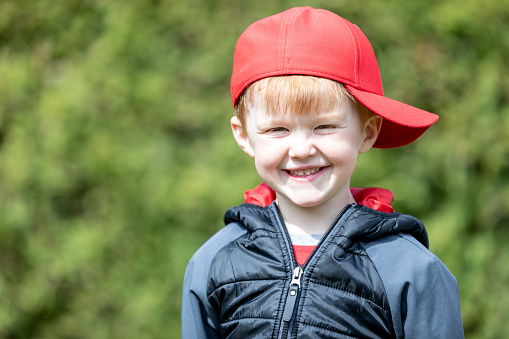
[230,7,438,148]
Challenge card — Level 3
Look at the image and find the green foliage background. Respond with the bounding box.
[0,0,508,337]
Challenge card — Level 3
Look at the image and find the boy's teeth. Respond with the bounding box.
[288,167,322,176]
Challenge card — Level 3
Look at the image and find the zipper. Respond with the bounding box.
[279,266,302,339]
[272,203,355,339]
[300,203,354,269]
[282,267,303,322]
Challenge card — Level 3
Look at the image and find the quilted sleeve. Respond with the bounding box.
[181,223,247,338]
[361,233,464,338]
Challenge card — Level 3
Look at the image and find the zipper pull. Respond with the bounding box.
[282,267,303,322]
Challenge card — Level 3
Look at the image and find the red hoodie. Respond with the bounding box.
[243,183,395,265]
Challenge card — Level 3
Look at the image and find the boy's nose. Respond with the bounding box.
[288,134,317,159]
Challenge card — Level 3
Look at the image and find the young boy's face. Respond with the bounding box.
[232,98,381,209]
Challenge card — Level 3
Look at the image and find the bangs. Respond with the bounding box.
[247,76,350,115]
[235,76,374,128]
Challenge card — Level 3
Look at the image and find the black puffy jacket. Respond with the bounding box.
[206,202,428,338]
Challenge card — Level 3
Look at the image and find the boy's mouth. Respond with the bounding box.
[286,167,325,177]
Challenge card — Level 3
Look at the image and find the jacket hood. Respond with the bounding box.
[225,190,429,249]
[243,183,396,213]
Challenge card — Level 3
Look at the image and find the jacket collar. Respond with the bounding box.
[225,184,429,249]
[243,183,395,213]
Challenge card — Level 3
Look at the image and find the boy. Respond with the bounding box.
[182,7,463,338]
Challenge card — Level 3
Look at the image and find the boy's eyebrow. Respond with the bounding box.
[255,116,288,126]
[255,110,347,126]
[318,110,347,119]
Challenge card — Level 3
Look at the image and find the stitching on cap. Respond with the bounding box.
[284,8,301,71]
[352,25,362,88]
[339,18,359,87]
[278,9,295,71]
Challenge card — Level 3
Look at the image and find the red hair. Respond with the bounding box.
[234,76,374,132]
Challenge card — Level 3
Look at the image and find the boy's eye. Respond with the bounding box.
[267,127,288,133]
[315,125,336,130]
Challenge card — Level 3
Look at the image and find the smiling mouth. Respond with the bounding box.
[286,167,325,177]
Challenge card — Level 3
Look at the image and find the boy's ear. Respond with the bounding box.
[231,116,255,158]
[359,116,383,153]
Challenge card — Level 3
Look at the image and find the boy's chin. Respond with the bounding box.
[275,188,354,210]
[276,194,324,209]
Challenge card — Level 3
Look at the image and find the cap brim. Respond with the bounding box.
[345,85,439,148]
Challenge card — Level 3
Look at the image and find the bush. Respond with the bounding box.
[1,0,508,337]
